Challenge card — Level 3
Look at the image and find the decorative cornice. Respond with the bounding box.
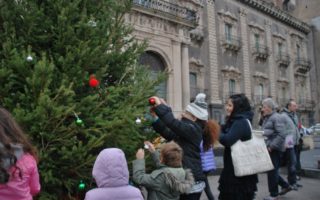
[248,22,265,31]
[218,9,238,21]
[221,65,242,75]
[253,71,268,79]
[236,0,311,34]
[189,57,204,67]
[272,32,286,40]
[277,78,289,84]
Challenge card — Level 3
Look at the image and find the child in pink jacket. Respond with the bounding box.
[0,107,41,200]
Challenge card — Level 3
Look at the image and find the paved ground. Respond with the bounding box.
[201,173,320,200]
[202,148,320,200]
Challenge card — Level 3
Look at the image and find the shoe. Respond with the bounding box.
[279,186,292,195]
[263,196,279,200]
[296,183,303,187]
[291,184,298,191]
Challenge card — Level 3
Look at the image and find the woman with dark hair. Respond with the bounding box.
[151,93,219,200]
[0,107,40,199]
[218,94,258,200]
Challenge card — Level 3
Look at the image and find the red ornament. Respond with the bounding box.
[149,97,156,105]
[89,77,99,88]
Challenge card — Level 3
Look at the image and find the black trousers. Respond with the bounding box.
[180,192,202,200]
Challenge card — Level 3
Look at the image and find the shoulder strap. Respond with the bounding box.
[246,119,252,131]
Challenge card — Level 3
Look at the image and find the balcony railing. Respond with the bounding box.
[221,35,242,52]
[295,58,311,73]
[275,53,290,66]
[252,45,269,60]
[297,99,314,111]
[132,0,197,25]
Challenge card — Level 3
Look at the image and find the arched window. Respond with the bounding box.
[229,79,236,96]
[139,51,167,99]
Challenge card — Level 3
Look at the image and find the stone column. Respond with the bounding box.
[287,33,296,99]
[206,0,220,104]
[265,20,276,98]
[172,40,183,113]
[181,43,190,108]
[239,8,252,98]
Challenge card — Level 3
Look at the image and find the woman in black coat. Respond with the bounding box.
[151,94,219,200]
[218,94,258,200]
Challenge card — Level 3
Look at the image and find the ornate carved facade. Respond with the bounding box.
[126,0,315,126]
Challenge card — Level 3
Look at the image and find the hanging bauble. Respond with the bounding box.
[76,118,83,125]
[149,97,156,105]
[78,180,86,190]
[135,117,141,124]
[26,55,33,62]
[89,76,100,88]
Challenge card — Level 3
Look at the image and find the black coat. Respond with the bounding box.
[218,111,258,198]
[152,104,205,181]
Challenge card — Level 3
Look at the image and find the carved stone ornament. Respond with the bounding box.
[253,71,269,84]
[221,65,242,80]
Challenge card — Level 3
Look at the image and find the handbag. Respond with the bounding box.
[231,120,274,177]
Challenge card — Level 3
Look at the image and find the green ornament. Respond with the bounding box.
[76,118,83,125]
[78,181,85,190]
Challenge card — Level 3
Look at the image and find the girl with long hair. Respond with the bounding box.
[0,107,40,199]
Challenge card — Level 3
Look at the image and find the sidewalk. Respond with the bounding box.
[201,173,320,200]
[300,149,320,179]
[204,149,320,200]
[213,148,320,178]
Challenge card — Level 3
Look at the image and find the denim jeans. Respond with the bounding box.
[268,150,289,197]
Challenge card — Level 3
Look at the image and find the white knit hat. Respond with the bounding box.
[186,93,208,121]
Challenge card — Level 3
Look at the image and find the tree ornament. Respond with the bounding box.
[135,117,141,124]
[89,75,100,88]
[26,55,33,62]
[73,112,84,126]
[78,180,85,190]
[76,118,83,125]
[149,97,156,105]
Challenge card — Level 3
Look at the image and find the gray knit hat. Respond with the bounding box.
[186,93,208,121]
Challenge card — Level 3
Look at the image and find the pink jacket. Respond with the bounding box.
[0,153,41,200]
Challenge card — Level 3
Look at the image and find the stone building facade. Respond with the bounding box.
[126,0,315,127]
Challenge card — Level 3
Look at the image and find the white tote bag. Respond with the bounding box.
[231,120,274,177]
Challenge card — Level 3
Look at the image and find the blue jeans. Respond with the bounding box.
[268,150,289,197]
[285,148,297,185]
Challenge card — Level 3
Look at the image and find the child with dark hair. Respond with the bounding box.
[133,141,194,200]
[0,107,40,199]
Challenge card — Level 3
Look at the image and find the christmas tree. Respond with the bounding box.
[0,0,162,199]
